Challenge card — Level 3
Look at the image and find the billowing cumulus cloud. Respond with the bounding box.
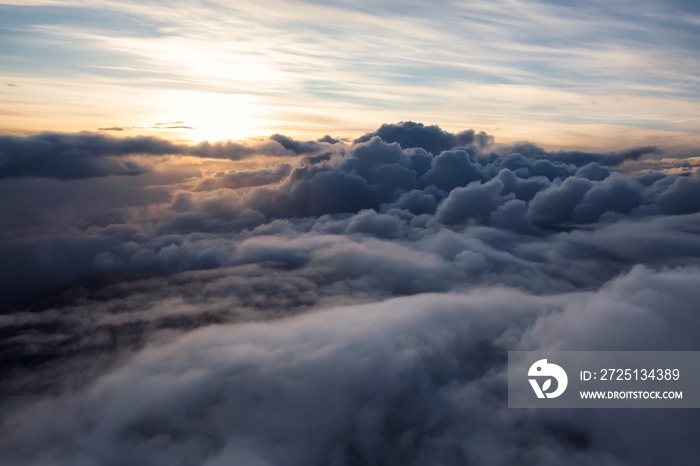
[354,121,491,155]
[1,123,700,465]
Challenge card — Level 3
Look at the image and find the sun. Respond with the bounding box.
[156,91,261,143]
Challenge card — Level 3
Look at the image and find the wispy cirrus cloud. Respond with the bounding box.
[1,0,699,149]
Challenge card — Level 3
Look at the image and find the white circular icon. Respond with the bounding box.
[528,359,568,399]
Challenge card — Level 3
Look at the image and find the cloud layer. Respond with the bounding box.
[1,122,700,465]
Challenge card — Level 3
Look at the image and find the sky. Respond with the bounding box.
[1,0,700,151]
[3,2,700,466]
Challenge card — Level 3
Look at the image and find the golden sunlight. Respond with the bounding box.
[155,91,263,142]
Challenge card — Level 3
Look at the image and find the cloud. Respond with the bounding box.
[528,177,596,227]
[494,143,663,168]
[657,171,700,215]
[3,267,700,465]
[420,147,484,190]
[0,125,668,183]
[0,132,327,180]
[317,135,340,144]
[269,134,327,154]
[354,121,487,155]
[434,178,510,226]
[1,123,699,300]
[195,164,293,192]
[1,122,700,465]
[0,132,179,179]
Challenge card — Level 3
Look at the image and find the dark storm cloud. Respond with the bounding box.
[2,122,700,465]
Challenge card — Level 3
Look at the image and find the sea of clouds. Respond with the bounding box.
[1,122,700,465]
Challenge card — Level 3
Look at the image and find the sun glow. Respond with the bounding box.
[156,91,262,143]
